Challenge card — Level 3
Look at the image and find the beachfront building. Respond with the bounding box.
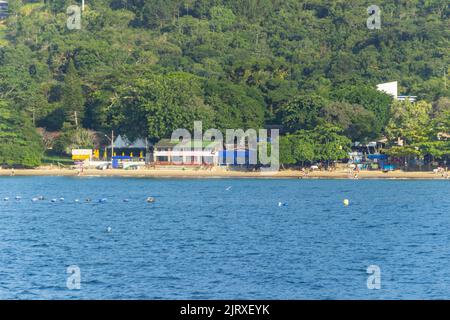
[153,139,221,166]
[102,135,149,169]
[376,81,417,102]
[152,137,264,168]
[107,135,148,159]
[348,141,395,170]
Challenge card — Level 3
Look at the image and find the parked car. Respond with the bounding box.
[96,163,109,170]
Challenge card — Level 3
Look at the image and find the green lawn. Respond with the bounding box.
[42,153,74,166]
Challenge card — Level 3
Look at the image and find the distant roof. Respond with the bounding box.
[155,139,221,149]
[155,139,178,148]
[113,135,128,148]
[397,96,417,102]
[352,141,384,147]
[131,138,146,148]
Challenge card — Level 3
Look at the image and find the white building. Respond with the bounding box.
[376,81,416,102]
[153,139,221,166]
[376,81,398,99]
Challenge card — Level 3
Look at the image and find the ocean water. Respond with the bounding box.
[0,176,449,300]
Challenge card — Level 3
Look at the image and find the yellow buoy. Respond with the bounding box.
[343,199,350,206]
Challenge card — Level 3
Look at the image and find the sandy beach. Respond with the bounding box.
[0,167,448,179]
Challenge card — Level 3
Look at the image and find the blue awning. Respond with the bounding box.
[368,154,388,160]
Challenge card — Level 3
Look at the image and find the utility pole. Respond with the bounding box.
[145,137,148,164]
[81,0,85,12]
[105,130,115,162]
[445,68,447,90]
[111,130,114,160]
[74,111,78,129]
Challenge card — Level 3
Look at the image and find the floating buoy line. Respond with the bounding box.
[1,196,157,204]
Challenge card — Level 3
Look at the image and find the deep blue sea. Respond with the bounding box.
[0,176,449,299]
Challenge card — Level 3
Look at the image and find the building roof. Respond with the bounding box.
[155,139,221,149]
[131,138,147,148]
[113,135,128,148]
[397,96,417,102]
[108,135,148,149]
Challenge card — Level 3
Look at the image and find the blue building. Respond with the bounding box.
[219,149,257,166]
[0,1,8,20]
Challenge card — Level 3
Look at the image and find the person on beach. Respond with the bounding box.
[76,163,84,176]
[353,165,360,179]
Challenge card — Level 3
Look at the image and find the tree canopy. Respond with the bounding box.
[0,0,448,166]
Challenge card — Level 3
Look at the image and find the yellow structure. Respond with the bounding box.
[72,149,92,161]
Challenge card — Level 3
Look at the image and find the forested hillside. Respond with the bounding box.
[0,0,449,166]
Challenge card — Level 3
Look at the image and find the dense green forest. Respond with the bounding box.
[0,0,449,167]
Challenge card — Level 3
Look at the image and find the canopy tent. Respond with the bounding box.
[107,135,149,149]
[130,138,147,149]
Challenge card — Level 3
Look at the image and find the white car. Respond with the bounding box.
[96,164,109,170]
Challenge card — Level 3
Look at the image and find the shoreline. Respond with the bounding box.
[0,168,449,180]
